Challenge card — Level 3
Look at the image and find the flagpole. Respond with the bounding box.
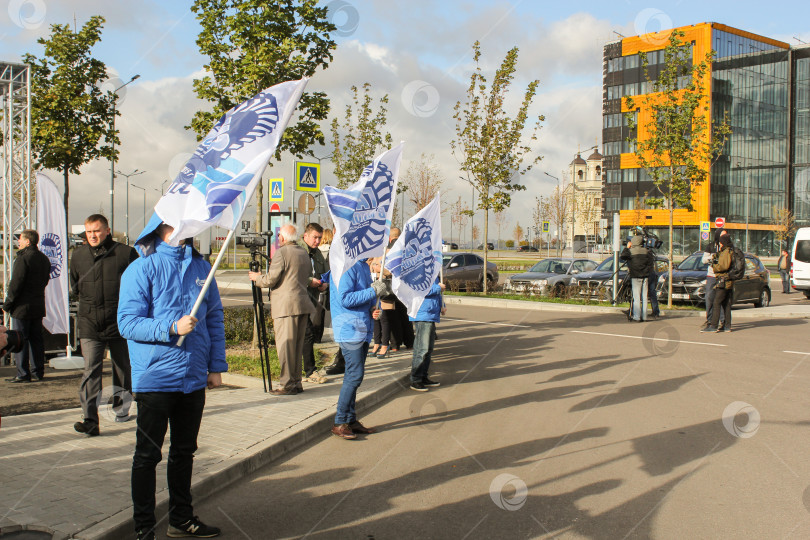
[177,228,235,346]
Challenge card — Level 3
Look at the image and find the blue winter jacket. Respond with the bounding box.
[330,261,377,343]
[409,279,443,323]
[117,240,227,393]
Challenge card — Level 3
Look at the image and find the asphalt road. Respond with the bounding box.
[192,303,810,539]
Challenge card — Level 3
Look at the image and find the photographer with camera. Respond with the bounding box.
[621,235,654,322]
[702,234,736,333]
[3,229,51,383]
[249,224,314,396]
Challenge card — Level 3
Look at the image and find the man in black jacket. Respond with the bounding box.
[621,235,654,322]
[2,229,52,382]
[71,214,138,436]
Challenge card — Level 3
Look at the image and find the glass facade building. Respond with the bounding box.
[602,23,810,255]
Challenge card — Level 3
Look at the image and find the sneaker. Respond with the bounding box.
[136,528,156,540]
[6,376,30,383]
[305,372,327,384]
[410,382,428,392]
[115,414,134,423]
[74,421,100,436]
[422,378,441,387]
[700,326,717,333]
[699,321,710,330]
[167,516,221,538]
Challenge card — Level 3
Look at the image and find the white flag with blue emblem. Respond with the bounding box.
[136,78,307,254]
[384,193,442,317]
[324,143,404,290]
[36,172,69,335]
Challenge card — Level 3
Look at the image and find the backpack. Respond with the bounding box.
[727,247,746,281]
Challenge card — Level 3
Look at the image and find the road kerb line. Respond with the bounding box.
[571,330,726,347]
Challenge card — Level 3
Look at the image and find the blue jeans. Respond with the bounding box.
[780,270,790,293]
[705,276,725,324]
[631,278,648,321]
[335,342,369,425]
[11,317,45,380]
[648,272,659,316]
[411,321,436,383]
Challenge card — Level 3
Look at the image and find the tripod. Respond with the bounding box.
[250,252,273,392]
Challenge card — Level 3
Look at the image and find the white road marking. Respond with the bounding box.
[784,350,810,355]
[442,317,531,328]
[571,330,726,347]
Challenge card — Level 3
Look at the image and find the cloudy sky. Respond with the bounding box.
[5,0,810,243]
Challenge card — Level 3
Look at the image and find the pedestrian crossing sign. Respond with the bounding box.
[542,221,550,233]
[269,178,283,202]
[701,221,711,232]
[295,162,320,192]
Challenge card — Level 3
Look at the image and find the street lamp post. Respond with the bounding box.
[116,169,144,244]
[108,75,140,237]
[130,183,146,235]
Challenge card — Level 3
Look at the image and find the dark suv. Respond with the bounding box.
[657,251,771,307]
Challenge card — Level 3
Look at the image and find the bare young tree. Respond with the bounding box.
[494,210,508,250]
[450,196,469,246]
[542,185,569,255]
[403,152,444,212]
[577,193,600,253]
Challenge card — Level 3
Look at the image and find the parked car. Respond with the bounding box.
[443,241,459,250]
[517,245,539,252]
[503,257,597,295]
[477,242,495,250]
[442,252,499,290]
[791,227,810,298]
[657,251,771,307]
[571,255,669,300]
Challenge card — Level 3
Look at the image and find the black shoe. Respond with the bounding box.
[32,374,44,382]
[410,382,428,392]
[167,516,220,538]
[7,376,31,383]
[324,363,345,375]
[422,378,441,387]
[700,326,717,333]
[74,421,100,436]
[136,529,156,540]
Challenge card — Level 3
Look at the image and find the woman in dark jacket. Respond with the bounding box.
[704,235,734,332]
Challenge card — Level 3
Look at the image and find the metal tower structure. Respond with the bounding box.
[1,62,32,327]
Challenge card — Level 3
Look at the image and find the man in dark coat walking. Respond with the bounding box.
[71,214,138,436]
[2,229,52,382]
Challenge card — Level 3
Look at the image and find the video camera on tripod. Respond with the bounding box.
[241,230,274,392]
[630,226,663,252]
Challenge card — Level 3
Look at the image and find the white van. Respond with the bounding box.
[791,227,810,297]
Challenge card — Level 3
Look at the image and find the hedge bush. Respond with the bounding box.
[223,306,273,344]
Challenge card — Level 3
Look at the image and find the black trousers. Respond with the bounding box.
[391,300,414,349]
[710,286,733,329]
[372,310,393,347]
[303,317,317,376]
[11,317,45,380]
[132,389,205,533]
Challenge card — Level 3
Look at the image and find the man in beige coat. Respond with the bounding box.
[249,224,315,395]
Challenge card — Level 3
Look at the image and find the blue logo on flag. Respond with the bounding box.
[398,218,434,291]
[172,92,280,220]
[341,163,394,258]
[40,233,62,279]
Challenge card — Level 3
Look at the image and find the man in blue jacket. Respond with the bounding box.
[118,221,227,540]
[409,277,446,392]
[329,259,388,440]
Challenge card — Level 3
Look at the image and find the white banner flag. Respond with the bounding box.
[136,78,308,255]
[324,143,404,291]
[37,172,69,334]
[384,193,443,317]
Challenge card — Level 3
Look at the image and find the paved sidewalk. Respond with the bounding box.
[0,348,410,540]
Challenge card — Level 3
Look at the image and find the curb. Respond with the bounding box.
[444,295,810,319]
[76,370,410,540]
